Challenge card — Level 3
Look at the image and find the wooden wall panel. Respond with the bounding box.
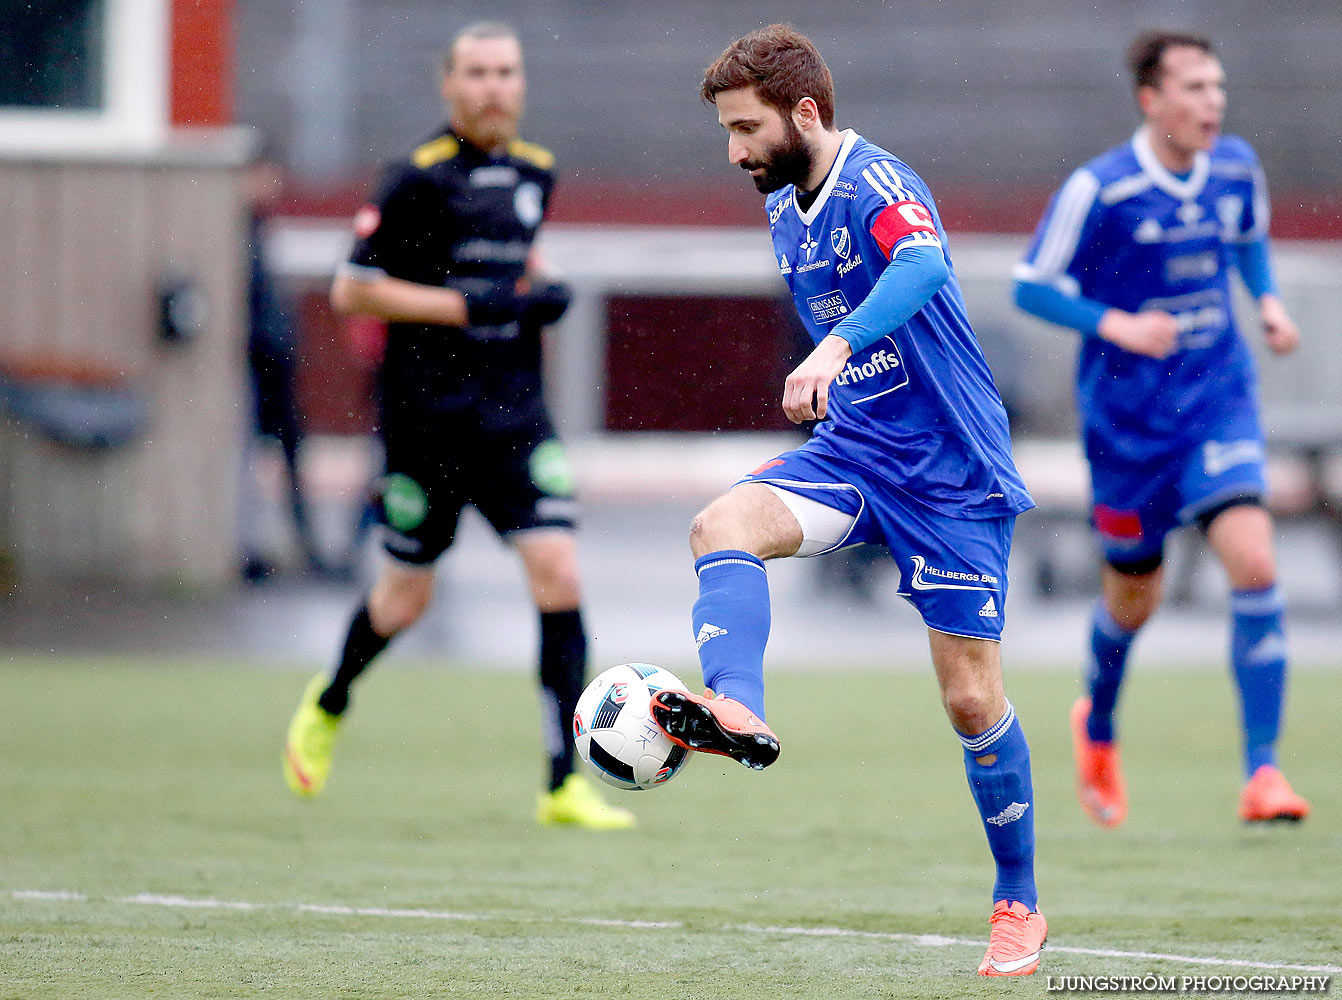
[0,151,248,590]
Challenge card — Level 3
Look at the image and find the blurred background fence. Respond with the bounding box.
[0,0,1338,621]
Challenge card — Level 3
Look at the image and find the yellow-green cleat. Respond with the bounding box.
[283,674,341,797]
[536,773,636,830]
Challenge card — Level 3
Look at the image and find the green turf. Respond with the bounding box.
[0,655,1337,998]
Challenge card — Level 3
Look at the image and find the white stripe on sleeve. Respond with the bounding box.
[861,166,896,205]
[1245,162,1270,241]
[1030,169,1100,280]
[870,160,914,203]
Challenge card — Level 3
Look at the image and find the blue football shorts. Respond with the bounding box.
[1086,405,1266,567]
[737,445,1014,642]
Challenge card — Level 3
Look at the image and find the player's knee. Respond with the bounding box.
[1107,594,1155,632]
[1104,571,1161,630]
[940,682,1000,737]
[529,560,582,610]
[369,575,434,634]
[689,507,726,555]
[1224,554,1276,591]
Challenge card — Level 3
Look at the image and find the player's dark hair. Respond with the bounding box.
[701,24,835,128]
[1126,29,1216,90]
[444,21,518,72]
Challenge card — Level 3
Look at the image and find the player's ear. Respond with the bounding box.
[1135,84,1158,118]
[792,96,819,131]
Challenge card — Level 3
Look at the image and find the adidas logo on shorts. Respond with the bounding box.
[978,596,998,619]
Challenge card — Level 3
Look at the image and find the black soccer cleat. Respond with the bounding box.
[650,689,780,771]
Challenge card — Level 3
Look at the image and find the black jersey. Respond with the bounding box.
[346,127,557,430]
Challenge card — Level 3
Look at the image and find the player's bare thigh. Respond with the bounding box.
[690,482,804,560]
[928,628,1008,742]
[513,528,583,612]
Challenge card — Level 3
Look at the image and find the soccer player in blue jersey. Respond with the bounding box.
[1015,30,1310,827]
[649,25,1046,976]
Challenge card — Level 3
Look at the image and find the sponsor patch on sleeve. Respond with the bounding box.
[870,201,940,259]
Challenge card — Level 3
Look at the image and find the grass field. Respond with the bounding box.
[0,655,1338,998]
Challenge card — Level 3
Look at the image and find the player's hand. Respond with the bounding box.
[1259,294,1300,356]
[520,279,572,327]
[457,281,524,326]
[783,335,852,423]
[1097,309,1179,359]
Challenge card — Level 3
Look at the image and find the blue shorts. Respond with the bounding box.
[1087,407,1265,567]
[738,446,1014,641]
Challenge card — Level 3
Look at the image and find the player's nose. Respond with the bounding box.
[727,136,750,165]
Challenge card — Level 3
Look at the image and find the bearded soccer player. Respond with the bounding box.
[1015,30,1309,828]
[281,22,633,831]
[650,25,1045,976]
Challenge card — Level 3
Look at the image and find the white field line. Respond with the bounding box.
[9,890,1341,975]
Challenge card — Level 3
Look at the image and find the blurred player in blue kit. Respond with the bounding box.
[650,25,1046,977]
[1015,30,1310,827]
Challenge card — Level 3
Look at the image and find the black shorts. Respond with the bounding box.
[376,414,578,566]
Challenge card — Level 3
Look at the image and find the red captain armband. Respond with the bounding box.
[870,201,939,259]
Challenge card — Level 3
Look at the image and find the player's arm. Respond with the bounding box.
[332,270,571,329]
[1014,280,1177,360]
[332,270,470,326]
[330,164,557,330]
[1013,169,1176,359]
[782,246,948,423]
[332,165,470,324]
[783,185,951,424]
[1231,154,1299,356]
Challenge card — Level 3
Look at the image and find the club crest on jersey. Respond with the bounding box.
[1216,195,1245,238]
[830,226,852,260]
[514,181,543,228]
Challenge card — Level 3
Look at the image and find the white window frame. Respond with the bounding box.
[0,0,169,155]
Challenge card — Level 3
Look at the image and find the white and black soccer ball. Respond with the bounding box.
[573,663,694,791]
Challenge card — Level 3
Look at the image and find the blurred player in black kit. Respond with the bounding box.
[282,21,634,830]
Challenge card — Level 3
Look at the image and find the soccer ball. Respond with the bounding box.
[573,663,694,791]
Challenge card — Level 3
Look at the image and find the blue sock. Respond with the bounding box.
[691,549,770,720]
[959,705,1037,911]
[1230,585,1288,777]
[1086,603,1137,743]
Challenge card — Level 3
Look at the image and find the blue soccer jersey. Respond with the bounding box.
[1016,127,1269,465]
[766,130,1032,520]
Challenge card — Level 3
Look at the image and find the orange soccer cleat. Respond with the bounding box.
[1238,764,1311,823]
[978,900,1048,977]
[650,688,780,770]
[1070,697,1128,828]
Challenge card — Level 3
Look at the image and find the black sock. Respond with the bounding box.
[318,604,391,716]
[539,609,587,791]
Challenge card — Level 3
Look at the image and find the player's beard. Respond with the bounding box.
[454,104,521,152]
[744,118,812,194]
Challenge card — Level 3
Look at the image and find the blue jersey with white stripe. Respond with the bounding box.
[1017,128,1269,461]
[766,131,1032,519]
